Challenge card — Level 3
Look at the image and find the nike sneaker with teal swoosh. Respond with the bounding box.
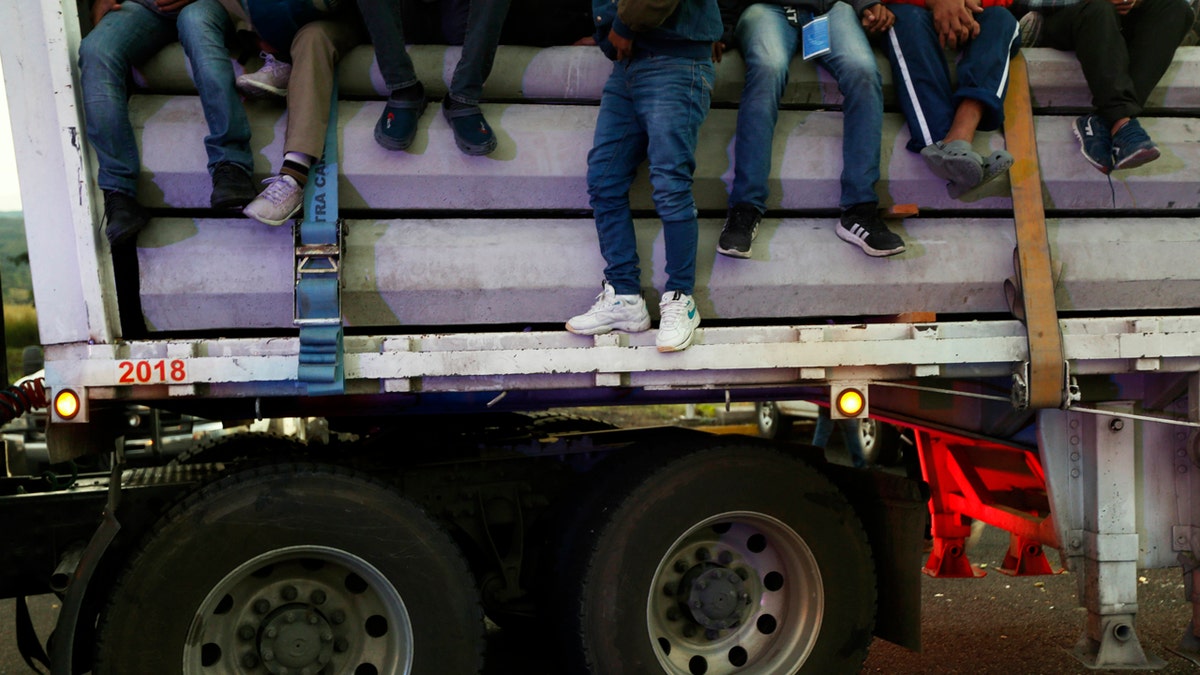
[657,291,700,352]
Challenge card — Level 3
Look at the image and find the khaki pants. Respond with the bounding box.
[218,0,363,159]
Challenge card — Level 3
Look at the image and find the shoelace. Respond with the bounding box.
[258,175,297,206]
[259,52,288,77]
[659,296,689,329]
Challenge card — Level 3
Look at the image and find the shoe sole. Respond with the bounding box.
[236,80,287,99]
[836,226,905,257]
[566,320,651,336]
[1113,146,1160,171]
[716,245,752,259]
[656,329,696,352]
[244,203,302,227]
[211,192,256,209]
[1072,123,1113,174]
[374,101,428,151]
[454,135,498,156]
[921,141,984,188]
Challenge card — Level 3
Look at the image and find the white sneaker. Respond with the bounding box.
[243,174,303,226]
[656,290,700,352]
[237,52,292,98]
[566,281,651,335]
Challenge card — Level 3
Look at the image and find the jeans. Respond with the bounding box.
[731,2,883,210]
[884,5,1020,153]
[356,0,512,105]
[813,409,866,469]
[587,54,715,297]
[79,0,250,195]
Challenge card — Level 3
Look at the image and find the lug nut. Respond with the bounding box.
[695,548,710,561]
[666,608,680,621]
[663,582,676,596]
[281,585,299,601]
[674,560,688,573]
[311,590,327,605]
[253,599,271,615]
[241,652,260,669]
[262,648,275,662]
[705,629,720,641]
[718,551,733,564]
[331,610,346,625]
[265,627,278,639]
[735,568,749,580]
[334,637,350,653]
[682,624,697,638]
[238,624,256,641]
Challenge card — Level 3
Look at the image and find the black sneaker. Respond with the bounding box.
[837,204,905,257]
[210,162,256,208]
[103,190,148,247]
[1111,118,1160,171]
[717,203,761,259]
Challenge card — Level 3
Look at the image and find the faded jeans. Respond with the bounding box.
[587,54,715,296]
[79,0,250,195]
[731,2,883,210]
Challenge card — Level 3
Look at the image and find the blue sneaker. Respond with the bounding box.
[1072,114,1113,174]
[1111,118,1160,171]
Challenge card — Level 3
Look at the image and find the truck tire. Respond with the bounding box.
[94,463,484,675]
[169,431,306,466]
[560,444,875,675]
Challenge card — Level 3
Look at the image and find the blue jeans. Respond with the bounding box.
[813,408,867,469]
[587,54,715,296]
[79,0,251,195]
[884,5,1020,153]
[731,2,883,211]
[356,0,512,105]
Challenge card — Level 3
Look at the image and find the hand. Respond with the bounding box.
[860,5,895,34]
[91,0,121,25]
[607,28,634,60]
[712,41,726,63]
[156,0,195,12]
[1110,0,1137,15]
[926,0,979,49]
[574,36,597,46]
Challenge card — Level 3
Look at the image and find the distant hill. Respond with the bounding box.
[0,211,32,305]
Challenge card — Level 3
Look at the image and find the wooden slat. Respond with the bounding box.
[1003,53,1065,409]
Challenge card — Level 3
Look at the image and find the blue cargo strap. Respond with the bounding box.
[295,72,344,395]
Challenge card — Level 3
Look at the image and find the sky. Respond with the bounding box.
[0,54,23,212]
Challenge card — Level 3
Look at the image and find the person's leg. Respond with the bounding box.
[635,55,715,296]
[245,20,362,226]
[283,20,363,160]
[176,0,253,173]
[78,4,177,196]
[812,408,834,448]
[818,2,883,209]
[953,7,1021,134]
[356,0,418,90]
[587,64,649,297]
[839,418,867,469]
[728,4,797,212]
[882,5,955,153]
[1123,0,1193,107]
[447,0,514,105]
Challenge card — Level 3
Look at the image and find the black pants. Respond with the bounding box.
[1039,0,1193,125]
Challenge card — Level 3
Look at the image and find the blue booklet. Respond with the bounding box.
[802,15,831,61]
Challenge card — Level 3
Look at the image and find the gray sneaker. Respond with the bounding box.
[237,52,291,98]
[243,174,303,226]
[566,281,651,335]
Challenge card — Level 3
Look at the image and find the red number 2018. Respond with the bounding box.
[117,359,188,384]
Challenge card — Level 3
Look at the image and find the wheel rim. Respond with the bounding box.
[756,404,776,436]
[184,545,414,675]
[646,512,824,674]
[859,419,878,454]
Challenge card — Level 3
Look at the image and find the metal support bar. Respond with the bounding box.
[1066,404,1164,669]
[1003,53,1066,410]
[998,533,1061,576]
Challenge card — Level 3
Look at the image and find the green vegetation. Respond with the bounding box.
[0,211,37,381]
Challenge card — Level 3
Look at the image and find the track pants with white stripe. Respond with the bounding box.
[883,5,1021,153]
